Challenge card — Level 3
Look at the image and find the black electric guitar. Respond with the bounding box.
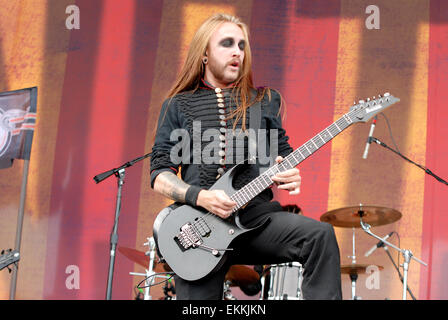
[153,93,400,281]
[0,249,20,272]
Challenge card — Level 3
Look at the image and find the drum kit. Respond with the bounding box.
[321,203,426,300]
[320,204,401,300]
[118,240,264,300]
[258,204,404,300]
[119,204,425,300]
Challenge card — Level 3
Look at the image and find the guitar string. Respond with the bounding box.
[190,104,386,248]
[191,105,368,231]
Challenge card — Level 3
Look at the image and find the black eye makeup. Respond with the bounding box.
[219,38,246,51]
[220,38,234,47]
[238,40,245,50]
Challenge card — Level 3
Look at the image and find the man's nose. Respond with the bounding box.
[232,44,242,56]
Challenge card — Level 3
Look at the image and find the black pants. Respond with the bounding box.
[174,206,342,300]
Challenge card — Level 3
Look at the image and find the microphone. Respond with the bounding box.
[365,231,394,257]
[362,116,378,159]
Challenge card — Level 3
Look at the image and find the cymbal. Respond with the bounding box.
[118,247,171,272]
[341,264,384,275]
[225,265,260,287]
[320,205,402,228]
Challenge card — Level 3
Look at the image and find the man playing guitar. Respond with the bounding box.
[150,13,342,300]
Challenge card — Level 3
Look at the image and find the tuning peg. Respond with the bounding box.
[384,92,390,97]
[358,99,365,104]
[366,98,370,102]
[378,94,382,98]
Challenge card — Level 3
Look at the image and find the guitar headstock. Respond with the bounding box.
[349,93,400,123]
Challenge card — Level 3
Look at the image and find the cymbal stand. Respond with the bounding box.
[360,220,427,300]
[382,246,416,300]
[129,237,170,300]
[223,281,236,300]
[347,227,360,300]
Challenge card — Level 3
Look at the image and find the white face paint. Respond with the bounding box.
[204,22,246,88]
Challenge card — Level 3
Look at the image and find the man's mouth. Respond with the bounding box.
[228,60,240,69]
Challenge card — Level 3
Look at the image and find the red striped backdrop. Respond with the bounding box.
[0,0,447,300]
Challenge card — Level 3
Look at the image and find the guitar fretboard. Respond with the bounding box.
[230,111,356,210]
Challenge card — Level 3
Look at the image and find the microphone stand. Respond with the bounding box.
[360,220,426,300]
[382,246,416,300]
[93,152,152,300]
[366,136,447,299]
[370,137,448,186]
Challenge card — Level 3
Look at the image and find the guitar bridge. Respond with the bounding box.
[175,223,203,251]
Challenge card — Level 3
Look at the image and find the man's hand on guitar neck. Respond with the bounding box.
[271,156,301,195]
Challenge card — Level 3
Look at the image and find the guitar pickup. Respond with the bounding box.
[193,217,211,237]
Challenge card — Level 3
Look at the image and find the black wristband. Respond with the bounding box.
[185,185,203,207]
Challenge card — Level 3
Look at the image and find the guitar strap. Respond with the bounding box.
[249,100,271,174]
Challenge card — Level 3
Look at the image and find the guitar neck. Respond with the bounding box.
[230,112,355,210]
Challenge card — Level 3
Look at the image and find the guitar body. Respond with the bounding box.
[153,162,268,281]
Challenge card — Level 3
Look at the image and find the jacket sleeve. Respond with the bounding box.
[149,97,182,188]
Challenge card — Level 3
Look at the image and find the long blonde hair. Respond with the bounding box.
[167,13,269,130]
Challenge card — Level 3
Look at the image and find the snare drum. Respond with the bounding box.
[261,262,304,300]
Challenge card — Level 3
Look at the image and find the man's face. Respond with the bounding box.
[204,22,246,88]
